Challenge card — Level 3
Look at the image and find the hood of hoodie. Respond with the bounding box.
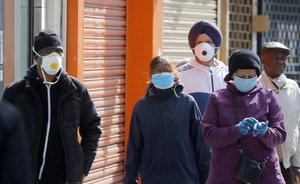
[145,82,184,100]
[224,73,263,95]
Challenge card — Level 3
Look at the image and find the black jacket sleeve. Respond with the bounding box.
[124,105,143,184]
[79,87,101,175]
[190,99,210,184]
[0,102,31,184]
[2,80,24,104]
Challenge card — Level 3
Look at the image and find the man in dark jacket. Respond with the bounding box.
[2,29,101,184]
[0,101,31,184]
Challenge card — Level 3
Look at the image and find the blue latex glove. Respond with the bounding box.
[253,121,269,137]
[236,119,252,136]
[241,117,257,129]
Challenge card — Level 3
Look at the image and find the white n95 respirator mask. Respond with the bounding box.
[40,52,63,75]
[194,42,215,62]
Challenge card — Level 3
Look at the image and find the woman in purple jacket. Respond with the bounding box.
[201,50,286,184]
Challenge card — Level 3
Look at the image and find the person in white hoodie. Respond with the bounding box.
[177,20,228,115]
[258,41,300,184]
[177,20,228,184]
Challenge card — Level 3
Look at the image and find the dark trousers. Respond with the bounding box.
[280,162,296,184]
[37,180,66,184]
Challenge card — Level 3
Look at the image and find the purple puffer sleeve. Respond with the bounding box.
[201,93,241,149]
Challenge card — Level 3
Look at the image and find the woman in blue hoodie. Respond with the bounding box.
[124,56,208,184]
[202,50,286,184]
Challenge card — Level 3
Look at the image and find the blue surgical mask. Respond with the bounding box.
[234,75,257,93]
[151,72,175,89]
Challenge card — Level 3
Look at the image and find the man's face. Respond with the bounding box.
[195,34,214,48]
[34,48,63,65]
[261,49,288,78]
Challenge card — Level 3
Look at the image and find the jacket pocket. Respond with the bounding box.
[66,145,84,182]
[62,121,80,148]
[140,160,150,177]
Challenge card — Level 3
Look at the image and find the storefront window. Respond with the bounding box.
[0,0,4,97]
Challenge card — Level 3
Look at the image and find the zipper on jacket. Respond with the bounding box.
[38,85,52,179]
[28,86,44,180]
[163,100,171,184]
[57,88,76,182]
[210,69,215,92]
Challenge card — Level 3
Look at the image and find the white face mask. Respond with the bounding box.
[40,52,63,75]
[194,42,215,62]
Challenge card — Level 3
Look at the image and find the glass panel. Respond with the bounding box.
[262,0,300,85]
[16,0,30,80]
[0,0,4,97]
[0,0,30,98]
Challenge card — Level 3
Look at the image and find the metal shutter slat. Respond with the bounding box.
[101,115,124,127]
[96,144,124,158]
[99,134,124,148]
[84,58,125,67]
[84,17,126,28]
[93,96,125,108]
[84,39,126,47]
[84,67,125,78]
[84,163,124,182]
[84,28,126,37]
[83,0,126,182]
[85,0,126,7]
[91,153,125,169]
[89,87,125,99]
[84,7,125,18]
[84,173,124,184]
[97,105,125,118]
[84,49,126,58]
[84,77,125,88]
